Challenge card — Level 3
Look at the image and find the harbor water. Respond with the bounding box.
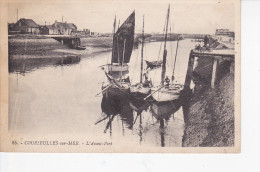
[9,39,197,147]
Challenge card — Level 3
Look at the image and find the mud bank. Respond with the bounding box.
[8,36,112,57]
[8,36,112,73]
[182,72,234,147]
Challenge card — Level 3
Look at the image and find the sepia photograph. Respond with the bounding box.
[0,0,240,152]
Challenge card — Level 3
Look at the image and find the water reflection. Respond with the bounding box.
[9,55,81,74]
[150,101,181,147]
[129,98,150,144]
[100,95,133,136]
[9,40,195,147]
[98,92,183,147]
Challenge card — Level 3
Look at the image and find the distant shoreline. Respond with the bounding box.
[8,35,112,73]
[8,34,183,73]
[8,35,113,58]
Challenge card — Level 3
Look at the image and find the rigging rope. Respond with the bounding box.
[153,14,168,83]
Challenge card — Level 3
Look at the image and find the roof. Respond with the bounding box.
[18,18,39,28]
[67,23,77,29]
[52,22,77,29]
[45,25,57,30]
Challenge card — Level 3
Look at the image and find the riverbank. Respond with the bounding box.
[182,71,234,147]
[8,36,113,72]
[8,36,112,57]
[8,34,185,59]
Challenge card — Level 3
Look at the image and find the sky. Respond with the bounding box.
[8,1,235,34]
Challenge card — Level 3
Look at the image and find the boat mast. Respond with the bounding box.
[111,15,116,64]
[161,4,170,85]
[120,39,126,81]
[118,20,120,30]
[172,37,179,81]
[140,15,145,84]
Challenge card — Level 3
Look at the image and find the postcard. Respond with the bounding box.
[0,0,240,152]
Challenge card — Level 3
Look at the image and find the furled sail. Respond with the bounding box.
[111,11,135,64]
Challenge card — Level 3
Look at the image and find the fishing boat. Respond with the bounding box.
[145,60,163,69]
[102,11,135,97]
[102,72,130,98]
[130,16,151,98]
[105,11,135,72]
[145,5,184,103]
[151,84,183,102]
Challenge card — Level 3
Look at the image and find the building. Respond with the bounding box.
[39,25,59,35]
[10,18,40,34]
[8,23,17,34]
[39,21,77,35]
[215,29,235,43]
[51,21,77,35]
[73,29,90,36]
[90,32,100,37]
[8,23,15,31]
[215,29,234,37]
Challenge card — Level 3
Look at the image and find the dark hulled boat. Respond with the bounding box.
[103,11,135,98]
[105,11,135,72]
[102,72,130,98]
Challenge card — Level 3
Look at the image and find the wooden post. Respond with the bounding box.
[78,38,81,46]
[193,56,199,70]
[184,51,195,90]
[211,58,219,88]
[71,39,75,48]
[76,38,78,47]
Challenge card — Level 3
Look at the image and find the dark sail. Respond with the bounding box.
[111,11,135,64]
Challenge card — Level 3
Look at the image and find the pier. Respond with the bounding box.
[51,36,81,49]
[184,48,235,90]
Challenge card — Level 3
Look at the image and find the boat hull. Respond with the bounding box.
[152,90,180,102]
[129,99,150,113]
[150,101,177,119]
[130,85,151,95]
[130,86,151,99]
[145,60,163,68]
[103,86,130,98]
[106,63,129,72]
[151,84,183,102]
